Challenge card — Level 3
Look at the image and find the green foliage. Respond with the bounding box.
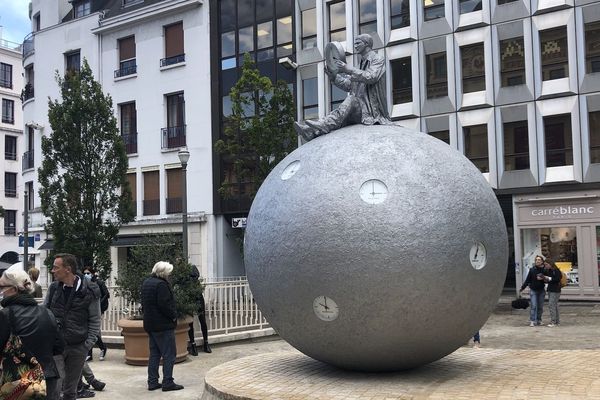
[214,53,297,200]
[115,233,203,319]
[38,60,134,279]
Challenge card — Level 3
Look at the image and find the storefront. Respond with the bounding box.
[513,190,600,300]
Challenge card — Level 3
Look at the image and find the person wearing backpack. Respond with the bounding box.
[519,255,547,326]
[543,258,562,327]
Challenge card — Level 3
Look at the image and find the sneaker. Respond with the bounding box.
[529,321,535,327]
[536,321,542,326]
[76,389,96,398]
[90,380,105,391]
[99,349,107,361]
[162,383,184,392]
[547,323,556,327]
[85,355,92,362]
[148,383,162,391]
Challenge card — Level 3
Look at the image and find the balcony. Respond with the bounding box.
[4,188,17,198]
[22,150,34,170]
[22,33,34,58]
[21,84,34,102]
[166,197,182,214]
[114,64,137,78]
[143,199,160,216]
[161,125,186,149]
[160,54,185,67]
[122,132,137,154]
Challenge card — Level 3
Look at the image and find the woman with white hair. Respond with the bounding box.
[0,269,63,399]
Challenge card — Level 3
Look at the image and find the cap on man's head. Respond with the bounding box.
[355,34,373,48]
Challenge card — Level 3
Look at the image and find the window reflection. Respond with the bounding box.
[391,57,412,104]
[585,21,600,74]
[359,0,377,34]
[222,31,235,58]
[503,121,529,171]
[303,78,318,120]
[219,0,236,32]
[544,114,572,167]
[461,43,485,93]
[429,130,449,144]
[329,1,346,42]
[500,37,525,87]
[426,52,447,99]
[540,27,568,81]
[257,21,273,49]
[302,8,317,49]
[330,83,346,110]
[424,0,444,21]
[239,26,255,54]
[464,124,489,173]
[588,111,600,164]
[390,0,410,29]
[459,0,482,14]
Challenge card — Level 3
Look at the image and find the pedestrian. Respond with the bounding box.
[141,261,184,392]
[0,268,63,400]
[473,331,481,348]
[519,255,547,327]
[27,266,44,298]
[83,266,109,361]
[187,265,211,355]
[44,253,101,400]
[543,258,562,327]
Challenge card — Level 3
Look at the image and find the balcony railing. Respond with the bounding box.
[122,132,137,154]
[21,84,34,102]
[22,33,34,58]
[4,188,17,198]
[5,151,16,161]
[0,78,12,89]
[2,116,14,124]
[160,54,185,67]
[3,226,16,236]
[114,65,137,78]
[166,197,182,214]
[22,150,34,170]
[161,125,186,149]
[143,199,160,216]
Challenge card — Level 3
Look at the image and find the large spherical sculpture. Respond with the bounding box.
[244,124,508,371]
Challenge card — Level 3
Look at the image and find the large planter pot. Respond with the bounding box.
[118,316,193,366]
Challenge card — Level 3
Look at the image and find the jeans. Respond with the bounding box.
[529,289,545,323]
[147,329,176,386]
[473,331,480,343]
[548,291,560,324]
[54,343,88,400]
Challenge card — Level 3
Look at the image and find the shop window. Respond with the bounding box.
[429,130,449,144]
[330,82,346,110]
[302,8,317,49]
[65,51,81,74]
[503,120,529,171]
[540,27,568,81]
[461,43,485,93]
[391,57,412,104]
[390,0,410,29]
[426,52,447,99]
[500,37,525,87]
[303,78,318,120]
[544,114,572,167]
[585,21,600,74]
[464,124,489,173]
[424,0,444,21]
[459,0,482,14]
[589,111,600,164]
[0,63,12,89]
[521,227,578,287]
[359,0,377,34]
[329,1,346,43]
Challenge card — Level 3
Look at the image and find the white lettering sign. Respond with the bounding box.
[530,206,595,219]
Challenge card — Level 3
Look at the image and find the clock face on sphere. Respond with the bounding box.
[359,179,388,204]
[470,242,487,270]
[313,296,339,321]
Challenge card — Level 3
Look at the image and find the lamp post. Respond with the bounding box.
[178,149,190,261]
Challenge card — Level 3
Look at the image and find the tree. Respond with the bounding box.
[39,59,134,278]
[214,53,297,201]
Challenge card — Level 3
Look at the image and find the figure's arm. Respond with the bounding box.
[85,298,101,349]
[347,55,386,84]
[326,66,352,92]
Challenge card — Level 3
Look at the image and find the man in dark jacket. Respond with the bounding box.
[519,255,547,327]
[44,253,101,400]
[141,261,183,392]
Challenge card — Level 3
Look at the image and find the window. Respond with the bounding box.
[544,114,572,167]
[461,43,485,93]
[391,57,412,104]
[330,82,346,110]
[429,130,449,144]
[426,52,447,99]
[4,173,17,198]
[239,25,255,61]
[503,121,529,171]
[4,210,16,236]
[166,168,182,214]
[424,0,444,21]
[120,102,137,154]
[66,51,81,74]
[23,127,34,170]
[162,22,185,66]
[222,31,236,70]
[74,0,91,18]
[257,21,274,61]
[5,135,16,160]
[585,21,600,74]
[0,63,12,89]
[2,99,14,124]
[464,124,489,173]
[116,36,136,78]
[359,0,377,34]
[33,13,40,31]
[143,171,160,216]
[540,27,568,81]
[123,0,144,6]
[589,111,600,164]
[497,0,517,5]
[162,93,186,149]
[459,0,481,14]
[25,181,34,211]
[500,37,525,87]
[277,16,293,57]
[303,78,318,120]
[257,0,274,20]
[390,0,410,29]
[23,64,34,101]
[329,1,346,43]
[302,8,317,49]
[126,173,137,216]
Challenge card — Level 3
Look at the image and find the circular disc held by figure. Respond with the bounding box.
[324,41,346,74]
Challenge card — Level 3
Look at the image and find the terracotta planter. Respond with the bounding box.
[117,316,193,366]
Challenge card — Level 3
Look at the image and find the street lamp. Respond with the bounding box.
[178,149,190,261]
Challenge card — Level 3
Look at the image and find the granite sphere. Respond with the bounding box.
[244,124,508,371]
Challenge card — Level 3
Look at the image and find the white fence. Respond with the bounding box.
[102,277,273,343]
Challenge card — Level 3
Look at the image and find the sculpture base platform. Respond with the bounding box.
[202,348,600,399]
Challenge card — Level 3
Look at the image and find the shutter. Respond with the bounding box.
[143,171,159,200]
[165,22,184,58]
[167,168,182,199]
[127,173,137,202]
[119,36,136,61]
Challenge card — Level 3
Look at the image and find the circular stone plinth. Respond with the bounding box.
[202,350,600,400]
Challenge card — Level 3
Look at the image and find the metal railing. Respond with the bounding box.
[21,84,34,102]
[101,278,271,340]
[161,125,186,149]
[0,38,22,52]
[142,199,159,216]
[22,150,34,170]
[22,33,34,58]
[160,54,185,67]
[166,197,182,214]
[114,65,137,78]
[5,151,17,161]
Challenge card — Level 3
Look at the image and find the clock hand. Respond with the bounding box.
[319,303,329,310]
[474,246,479,258]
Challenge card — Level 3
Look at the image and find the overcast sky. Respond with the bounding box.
[0,0,31,44]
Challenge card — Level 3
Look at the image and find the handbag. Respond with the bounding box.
[0,308,47,400]
[511,296,530,310]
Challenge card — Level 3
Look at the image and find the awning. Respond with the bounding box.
[39,240,54,250]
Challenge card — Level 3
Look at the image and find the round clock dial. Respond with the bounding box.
[359,179,388,204]
[470,242,487,270]
[281,160,301,180]
[313,296,339,321]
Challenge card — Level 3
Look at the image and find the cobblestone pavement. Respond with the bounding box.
[89,298,600,399]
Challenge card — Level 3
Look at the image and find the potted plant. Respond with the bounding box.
[116,233,203,365]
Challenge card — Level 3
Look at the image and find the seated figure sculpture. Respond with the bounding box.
[294,33,392,142]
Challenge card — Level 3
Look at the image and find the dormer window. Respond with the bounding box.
[74,0,91,18]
